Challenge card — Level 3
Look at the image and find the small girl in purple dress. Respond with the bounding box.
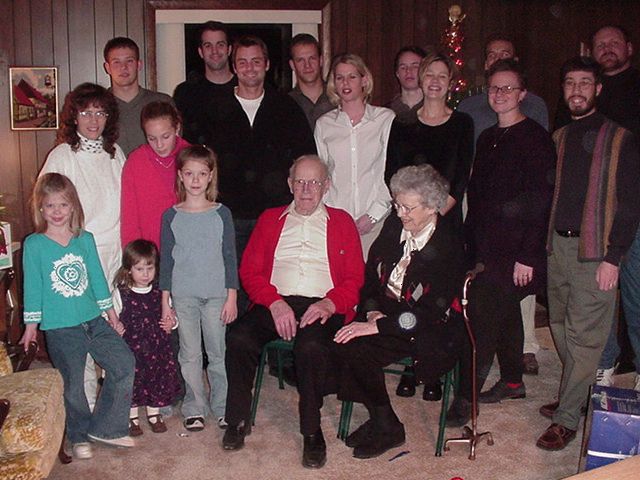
[113,239,182,436]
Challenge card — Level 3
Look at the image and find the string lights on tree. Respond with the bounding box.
[440,4,468,106]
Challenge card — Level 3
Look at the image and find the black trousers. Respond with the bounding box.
[458,278,524,400]
[337,334,413,409]
[225,296,343,435]
[337,316,463,408]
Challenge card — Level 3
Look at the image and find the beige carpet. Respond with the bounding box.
[44,326,631,480]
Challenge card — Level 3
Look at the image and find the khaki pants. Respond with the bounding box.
[547,233,616,430]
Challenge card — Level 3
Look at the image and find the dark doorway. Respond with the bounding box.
[184,23,293,92]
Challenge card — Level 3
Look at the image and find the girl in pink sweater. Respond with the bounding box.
[121,101,190,248]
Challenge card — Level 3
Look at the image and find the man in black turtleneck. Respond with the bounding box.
[554,25,640,137]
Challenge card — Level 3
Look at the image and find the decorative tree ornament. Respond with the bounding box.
[440,4,468,106]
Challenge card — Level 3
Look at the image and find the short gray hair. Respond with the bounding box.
[289,154,331,180]
[389,164,449,211]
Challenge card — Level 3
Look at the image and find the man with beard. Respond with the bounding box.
[536,56,640,451]
[554,25,640,137]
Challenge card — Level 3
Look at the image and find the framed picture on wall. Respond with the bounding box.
[9,67,59,130]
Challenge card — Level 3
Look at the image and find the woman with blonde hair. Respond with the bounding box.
[315,53,395,256]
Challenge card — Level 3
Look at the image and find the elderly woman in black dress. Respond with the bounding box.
[447,59,555,426]
[334,164,465,459]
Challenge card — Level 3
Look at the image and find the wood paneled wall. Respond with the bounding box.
[1,0,147,241]
[2,0,640,241]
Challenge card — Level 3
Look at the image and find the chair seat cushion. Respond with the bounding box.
[0,368,64,455]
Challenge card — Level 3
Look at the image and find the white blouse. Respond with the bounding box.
[314,104,395,222]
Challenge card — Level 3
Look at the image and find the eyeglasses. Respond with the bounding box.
[292,179,326,191]
[78,111,109,119]
[487,85,522,95]
[393,202,421,215]
[562,79,595,90]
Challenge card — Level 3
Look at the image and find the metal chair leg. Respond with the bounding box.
[435,368,455,456]
[337,400,353,440]
[250,347,269,426]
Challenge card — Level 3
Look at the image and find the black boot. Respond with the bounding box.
[395,367,416,397]
[352,405,405,459]
[345,419,374,448]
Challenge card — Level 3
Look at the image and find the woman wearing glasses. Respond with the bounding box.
[40,83,126,412]
[449,59,555,425]
[314,53,395,256]
[334,164,465,459]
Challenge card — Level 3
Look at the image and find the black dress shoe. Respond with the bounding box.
[222,425,247,451]
[395,373,416,397]
[352,423,405,459]
[302,429,326,468]
[422,382,442,401]
[345,419,373,448]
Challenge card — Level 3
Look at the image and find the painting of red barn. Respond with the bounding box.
[9,67,58,130]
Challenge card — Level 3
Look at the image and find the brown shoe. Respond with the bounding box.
[129,417,143,437]
[148,414,167,433]
[539,401,559,419]
[523,353,539,375]
[536,423,576,450]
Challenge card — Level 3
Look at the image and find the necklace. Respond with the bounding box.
[153,155,174,169]
[492,127,511,149]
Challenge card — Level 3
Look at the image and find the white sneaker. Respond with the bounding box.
[634,374,640,392]
[88,433,136,448]
[595,367,615,387]
[217,417,228,429]
[72,442,93,459]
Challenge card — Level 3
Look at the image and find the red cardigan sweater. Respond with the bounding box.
[239,205,364,322]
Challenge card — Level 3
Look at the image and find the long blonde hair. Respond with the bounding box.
[31,173,84,236]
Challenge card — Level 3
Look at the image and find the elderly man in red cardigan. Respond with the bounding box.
[221,155,364,469]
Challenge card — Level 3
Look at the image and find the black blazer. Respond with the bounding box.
[358,214,466,382]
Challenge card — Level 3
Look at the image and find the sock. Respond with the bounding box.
[129,407,139,423]
[147,406,160,423]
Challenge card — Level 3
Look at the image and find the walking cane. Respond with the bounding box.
[444,264,494,460]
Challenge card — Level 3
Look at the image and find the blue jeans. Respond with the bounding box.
[600,227,640,371]
[45,317,135,444]
[173,296,227,418]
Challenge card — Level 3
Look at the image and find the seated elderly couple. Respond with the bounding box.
[222,155,466,468]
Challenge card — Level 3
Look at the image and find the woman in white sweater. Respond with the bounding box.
[40,82,126,411]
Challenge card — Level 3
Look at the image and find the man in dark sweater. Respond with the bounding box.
[288,34,333,131]
[173,21,237,145]
[537,57,640,451]
[205,36,316,296]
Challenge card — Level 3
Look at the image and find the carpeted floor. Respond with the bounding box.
[45,326,632,480]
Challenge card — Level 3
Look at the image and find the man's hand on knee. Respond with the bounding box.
[269,300,297,340]
[300,298,336,328]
